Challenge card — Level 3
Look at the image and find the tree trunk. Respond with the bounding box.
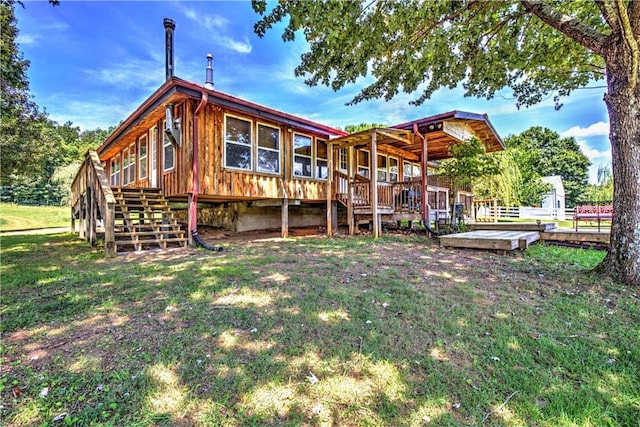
[597,42,640,286]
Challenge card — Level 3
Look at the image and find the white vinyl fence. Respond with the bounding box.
[493,206,572,221]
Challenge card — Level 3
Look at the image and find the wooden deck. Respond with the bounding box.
[440,230,540,251]
[468,222,557,232]
[540,228,610,245]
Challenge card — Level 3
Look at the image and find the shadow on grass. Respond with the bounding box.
[1,233,638,425]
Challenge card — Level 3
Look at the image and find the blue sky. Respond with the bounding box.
[16,1,611,183]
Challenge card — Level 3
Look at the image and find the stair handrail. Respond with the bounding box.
[70,150,116,254]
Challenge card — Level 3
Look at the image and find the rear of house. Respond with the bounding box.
[70,18,504,253]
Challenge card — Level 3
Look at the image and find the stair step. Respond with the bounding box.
[109,187,187,253]
[116,230,185,237]
[114,237,188,246]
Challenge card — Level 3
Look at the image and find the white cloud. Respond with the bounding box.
[87,58,164,90]
[181,7,251,54]
[562,121,609,138]
[221,37,252,54]
[577,139,612,184]
[16,33,37,44]
[577,139,611,161]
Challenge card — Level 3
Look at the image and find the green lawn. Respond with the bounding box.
[1,233,638,426]
[0,203,70,231]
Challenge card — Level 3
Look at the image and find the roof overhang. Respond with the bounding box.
[97,77,347,158]
[391,110,504,161]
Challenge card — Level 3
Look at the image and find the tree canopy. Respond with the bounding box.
[504,127,589,208]
[253,0,640,284]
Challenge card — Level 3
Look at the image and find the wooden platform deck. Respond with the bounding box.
[540,228,610,245]
[468,222,557,232]
[439,230,540,251]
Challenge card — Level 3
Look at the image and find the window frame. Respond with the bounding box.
[338,147,348,173]
[315,138,328,180]
[138,134,148,180]
[224,114,253,171]
[357,149,370,178]
[388,156,399,182]
[162,120,175,172]
[255,121,281,174]
[122,146,130,185]
[377,153,388,182]
[128,142,136,184]
[110,155,121,186]
[293,132,313,178]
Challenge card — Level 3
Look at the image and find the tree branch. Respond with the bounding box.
[594,0,619,33]
[615,0,639,88]
[520,0,607,56]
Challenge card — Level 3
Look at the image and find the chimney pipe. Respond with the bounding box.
[164,18,176,81]
[204,54,214,90]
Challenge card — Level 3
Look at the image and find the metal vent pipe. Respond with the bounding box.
[164,18,176,80]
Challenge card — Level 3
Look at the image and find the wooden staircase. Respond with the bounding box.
[112,187,188,252]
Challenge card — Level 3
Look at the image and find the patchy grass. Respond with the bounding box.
[0,203,70,231]
[1,232,638,426]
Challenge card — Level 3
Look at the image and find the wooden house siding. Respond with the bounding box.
[100,97,336,203]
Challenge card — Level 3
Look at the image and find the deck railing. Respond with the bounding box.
[70,150,116,254]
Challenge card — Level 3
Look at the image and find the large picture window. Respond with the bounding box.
[257,123,280,173]
[316,139,328,179]
[225,115,252,170]
[163,120,175,171]
[139,135,147,179]
[110,155,121,186]
[293,133,312,178]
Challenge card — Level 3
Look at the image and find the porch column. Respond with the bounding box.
[347,146,355,235]
[326,141,334,237]
[421,132,428,224]
[371,131,379,238]
[281,197,289,238]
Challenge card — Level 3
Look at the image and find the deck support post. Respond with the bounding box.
[281,197,289,238]
[347,146,355,235]
[371,131,379,238]
[326,142,334,237]
[87,187,96,246]
[79,196,86,240]
[187,193,195,246]
[105,202,115,255]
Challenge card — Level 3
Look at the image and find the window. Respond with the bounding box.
[377,154,388,181]
[225,115,251,170]
[339,148,348,173]
[163,120,175,171]
[404,161,421,181]
[122,146,130,185]
[293,133,312,177]
[357,150,370,178]
[316,139,328,179]
[256,123,280,173]
[128,143,136,183]
[110,155,121,186]
[389,157,398,182]
[139,134,147,179]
